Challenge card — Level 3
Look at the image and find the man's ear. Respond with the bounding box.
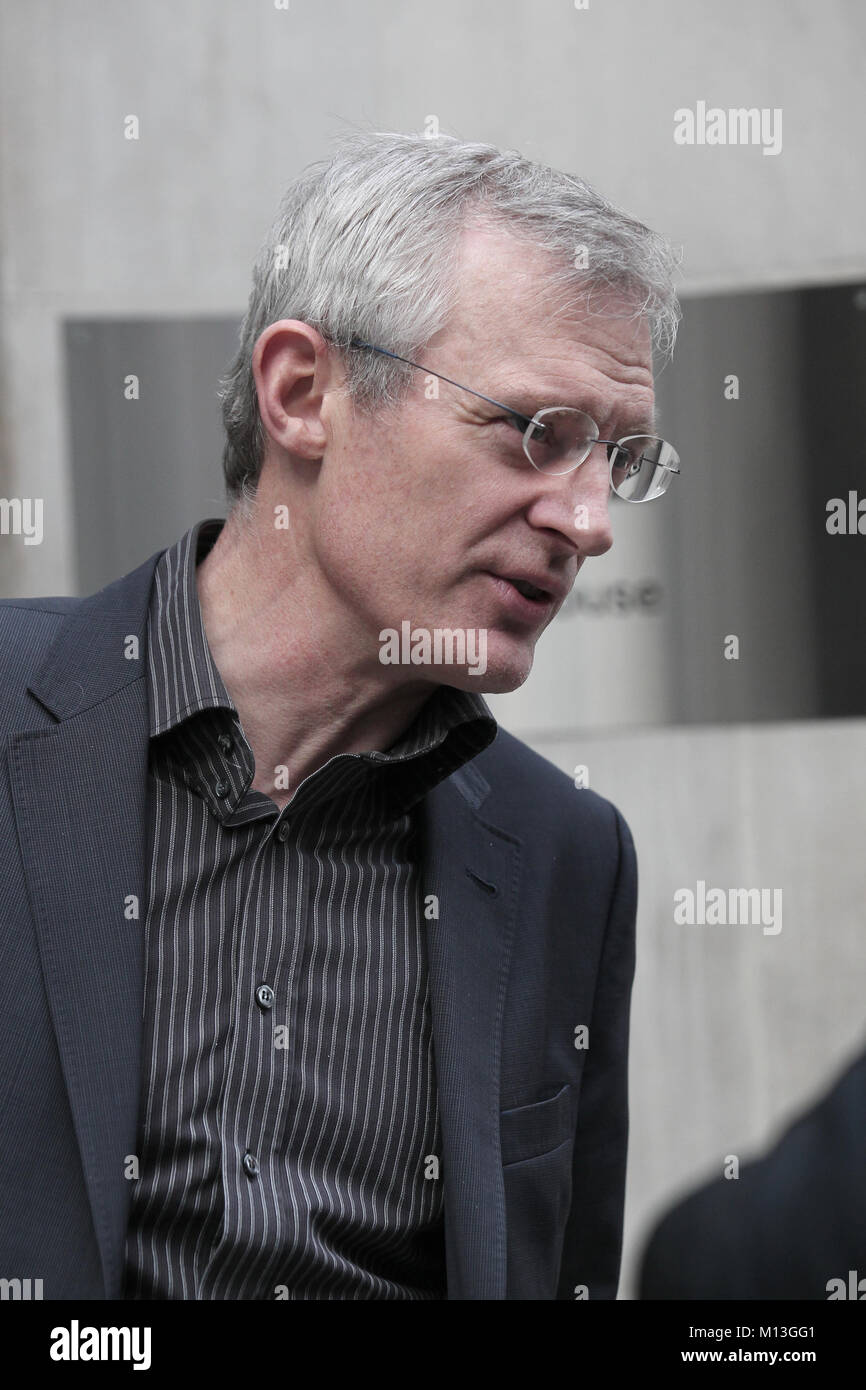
[252,320,332,460]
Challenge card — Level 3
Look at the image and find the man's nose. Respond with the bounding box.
[525,443,615,556]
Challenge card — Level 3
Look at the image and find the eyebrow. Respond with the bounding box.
[616,411,658,438]
[501,388,657,439]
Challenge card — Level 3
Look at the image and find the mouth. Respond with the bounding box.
[488,572,560,620]
[508,578,551,602]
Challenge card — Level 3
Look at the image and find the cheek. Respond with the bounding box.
[310,453,435,608]
[312,405,504,616]
[320,430,458,556]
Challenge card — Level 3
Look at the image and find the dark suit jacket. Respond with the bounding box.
[0,545,637,1300]
[639,1048,866,1300]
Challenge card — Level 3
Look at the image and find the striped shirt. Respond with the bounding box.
[121,518,496,1299]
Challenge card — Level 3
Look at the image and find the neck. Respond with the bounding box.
[195,499,432,807]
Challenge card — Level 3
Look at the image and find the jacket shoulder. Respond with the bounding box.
[0,595,80,614]
[469,724,629,842]
[0,599,80,705]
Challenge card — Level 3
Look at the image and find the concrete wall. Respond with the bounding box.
[541,719,866,1296]
[2,0,865,1298]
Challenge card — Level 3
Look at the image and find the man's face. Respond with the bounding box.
[312,221,656,694]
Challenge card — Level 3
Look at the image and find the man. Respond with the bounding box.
[0,132,680,1299]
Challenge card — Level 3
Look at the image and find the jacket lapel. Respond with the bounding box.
[9,551,162,1298]
[419,759,521,1300]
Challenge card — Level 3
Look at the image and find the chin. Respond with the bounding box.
[487,634,536,688]
[477,664,533,695]
[445,644,534,695]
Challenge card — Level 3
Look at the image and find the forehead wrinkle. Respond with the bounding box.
[484,322,655,432]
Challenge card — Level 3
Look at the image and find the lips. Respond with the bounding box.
[492,572,568,603]
[510,578,548,601]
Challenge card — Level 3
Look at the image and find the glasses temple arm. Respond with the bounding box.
[348,340,536,430]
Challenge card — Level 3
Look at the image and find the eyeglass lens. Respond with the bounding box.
[524,408,679,501]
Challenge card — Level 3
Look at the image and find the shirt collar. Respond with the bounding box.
[147,519,231,736]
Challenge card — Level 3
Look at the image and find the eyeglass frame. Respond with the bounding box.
[347,338,680,501]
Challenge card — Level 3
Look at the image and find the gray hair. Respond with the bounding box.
[219,130,681,506]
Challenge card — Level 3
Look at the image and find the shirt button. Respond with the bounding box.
[242,1150,259,1179]
[215,779,230,797]
[218,733,234,755]
[256,983,275,1011]
[277,821,291,842]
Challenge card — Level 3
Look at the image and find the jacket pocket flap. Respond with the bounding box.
[500,1082,573,1166]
